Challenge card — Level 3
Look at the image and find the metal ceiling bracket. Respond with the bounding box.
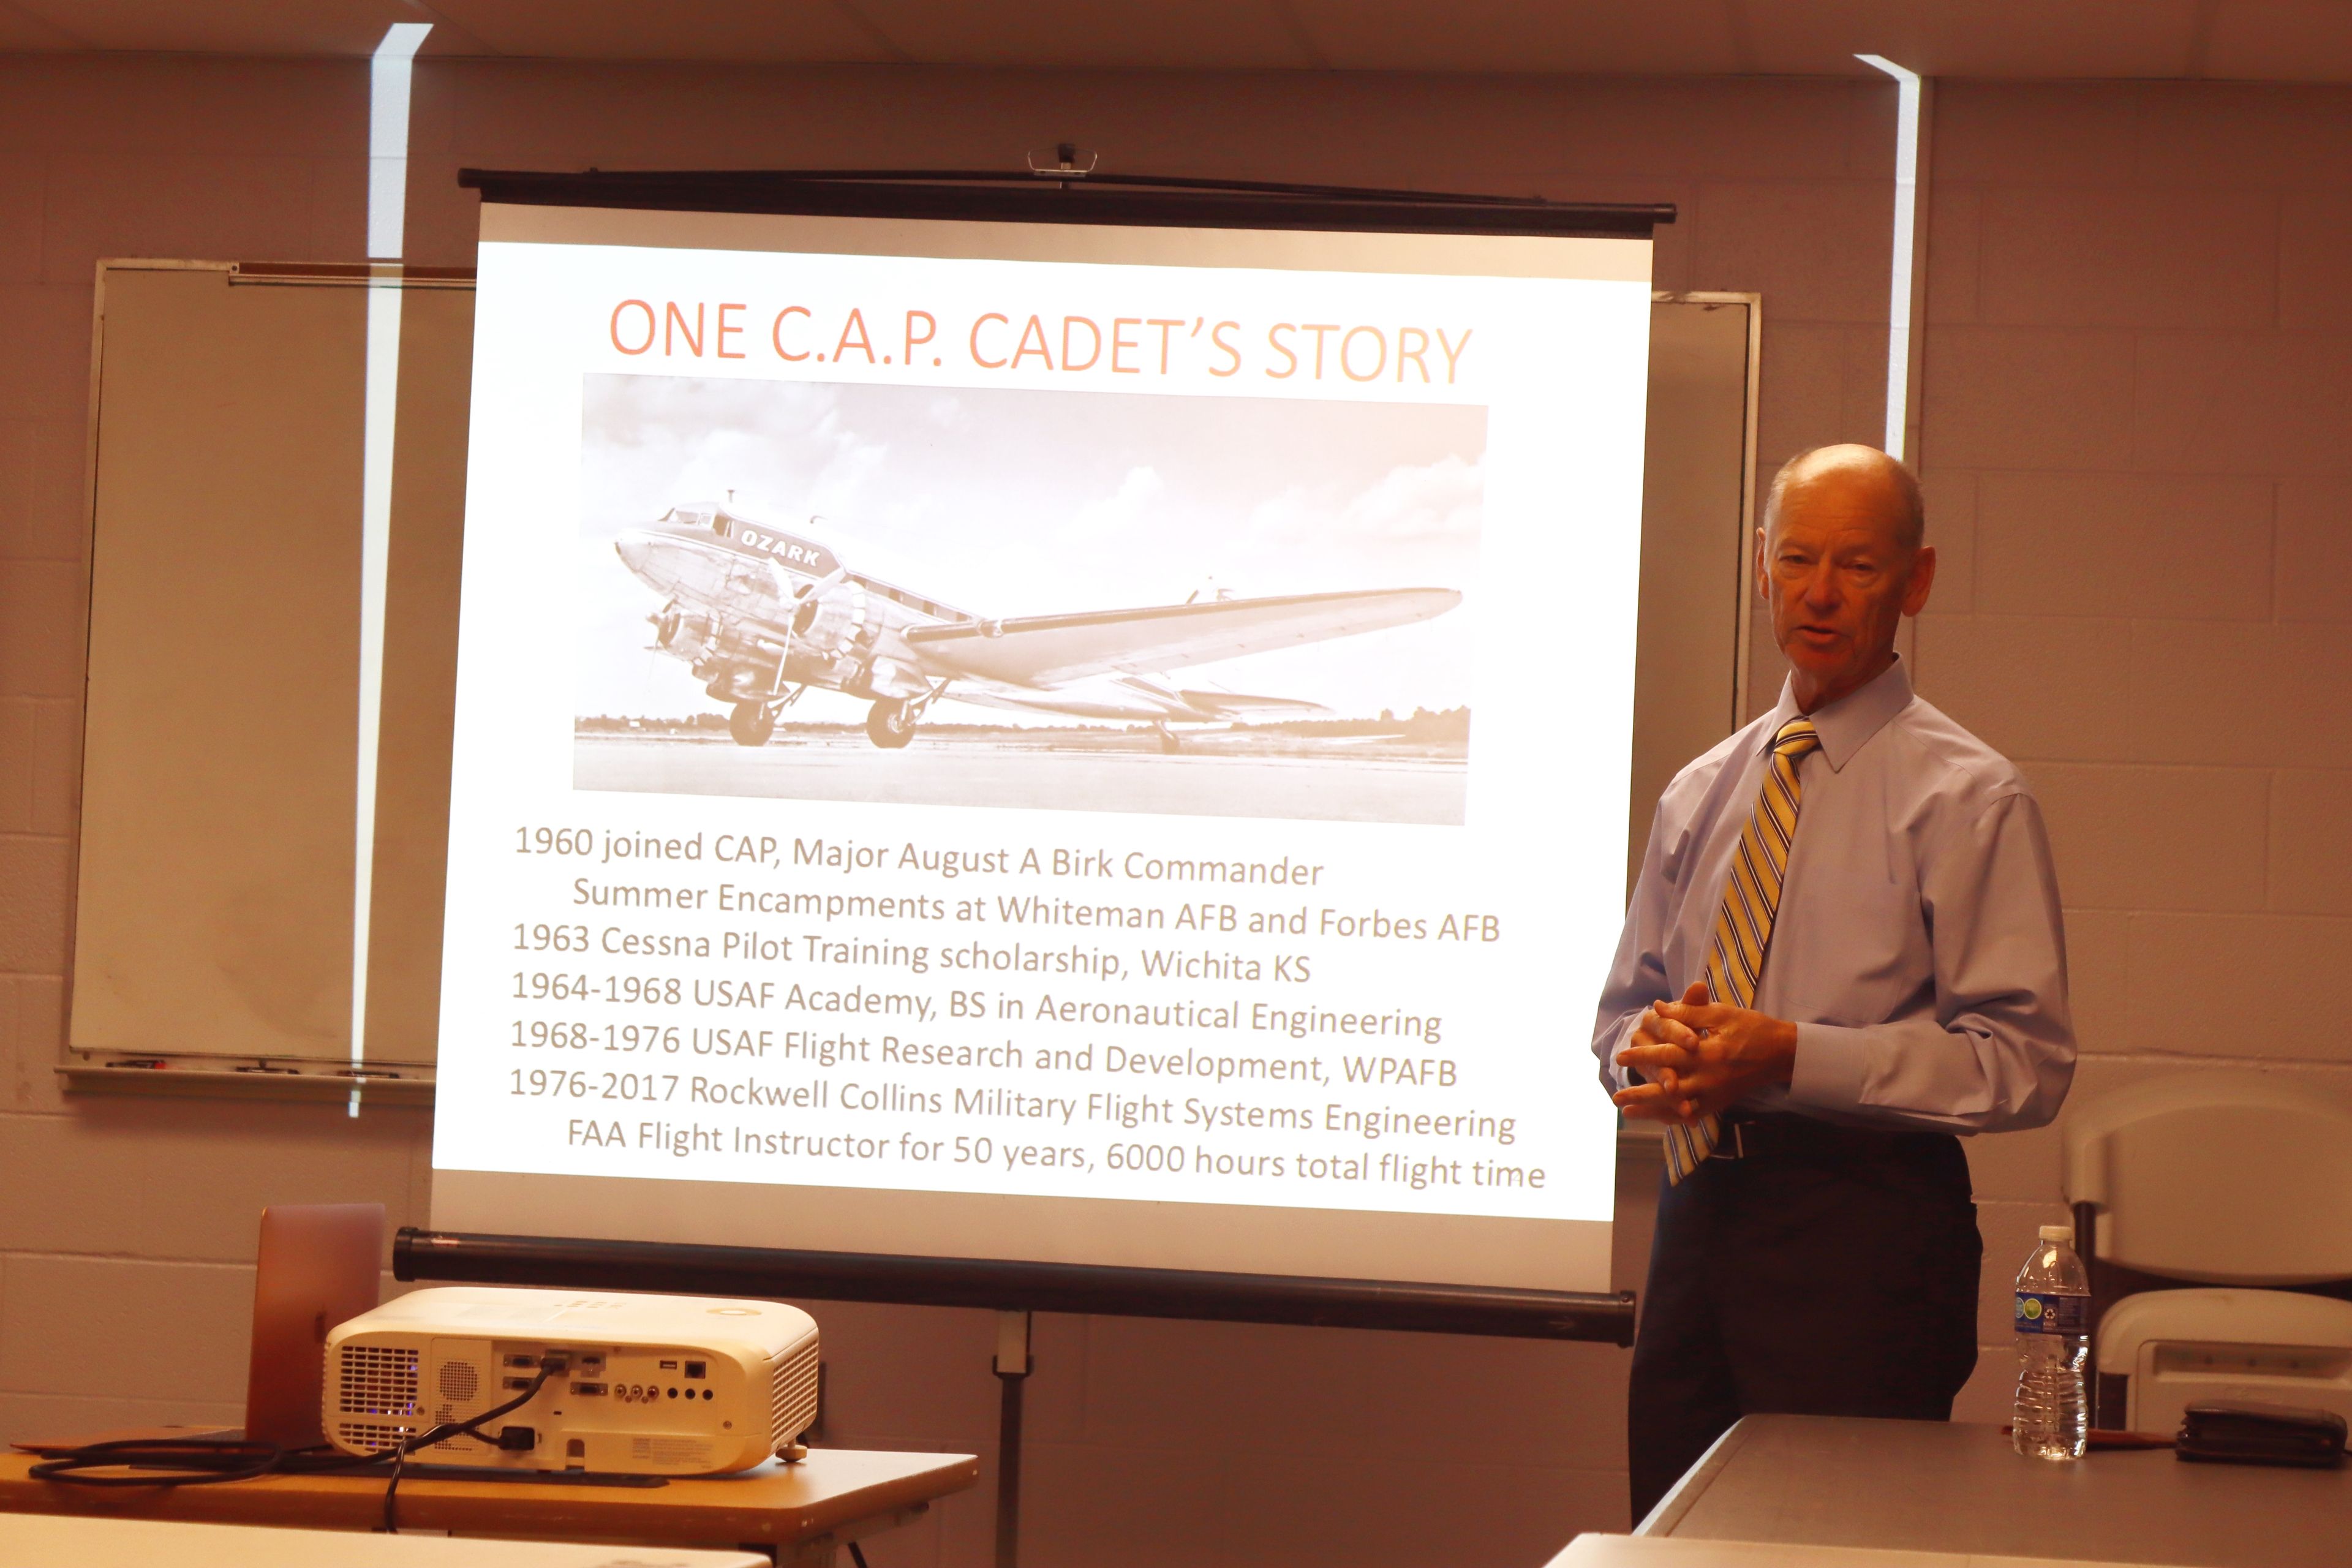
[1025,142,1099,180]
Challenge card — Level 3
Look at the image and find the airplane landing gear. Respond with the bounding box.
[1155,725,1184,755]
[729,702,777,747]
[865,698,916,749]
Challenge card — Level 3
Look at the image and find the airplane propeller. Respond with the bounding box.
[788,564,850,638]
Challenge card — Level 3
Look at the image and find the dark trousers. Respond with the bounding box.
[1627,1113,1983,1525]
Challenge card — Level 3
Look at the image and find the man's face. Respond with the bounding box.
[1757,463,1936,709]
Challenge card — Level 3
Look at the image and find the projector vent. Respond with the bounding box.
[438,1360,480,1403]
[769,1339,821,1451]
[337,1343,420,1419]
[425,1347,496,1453]
[336,1421,412,1454]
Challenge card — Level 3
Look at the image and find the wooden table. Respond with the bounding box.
[0,1447,979,1567]
[1638,1416,2351,1568]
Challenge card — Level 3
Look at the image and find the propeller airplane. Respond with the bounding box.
[614,503,1462,753]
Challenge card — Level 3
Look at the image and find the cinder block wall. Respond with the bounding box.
[1912,83,2352,1425]
[1,58,2345,1567]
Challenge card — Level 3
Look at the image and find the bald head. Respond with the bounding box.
[1754,442,1938,712]
[1764,445,1925,554]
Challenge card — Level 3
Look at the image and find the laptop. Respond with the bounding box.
[243,1203,386,1449]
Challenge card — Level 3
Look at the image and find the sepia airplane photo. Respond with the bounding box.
[614,501,1464,753]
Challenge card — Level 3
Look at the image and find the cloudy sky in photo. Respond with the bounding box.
[576,374,1485,723]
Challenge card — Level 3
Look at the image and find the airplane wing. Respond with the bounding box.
[904,587,1460,689]
[946,682,1333,723]
[946,688,1189,722]
[1173,688,1329,717]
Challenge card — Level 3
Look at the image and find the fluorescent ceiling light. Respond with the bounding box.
[353,20,429,1112]
[369,23,431,260]
[1856,53,1921,462]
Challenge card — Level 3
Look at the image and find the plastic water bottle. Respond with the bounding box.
[2012,1222,2090,1460]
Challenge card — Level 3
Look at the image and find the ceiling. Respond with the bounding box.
[3,0,2351,81]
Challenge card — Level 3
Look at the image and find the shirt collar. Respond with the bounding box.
[1763,656,1914,773]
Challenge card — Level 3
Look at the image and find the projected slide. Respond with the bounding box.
[574,377,1480,827]
[434,205,1651,1294]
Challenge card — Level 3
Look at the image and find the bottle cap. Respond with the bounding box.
[2038,1224,2075,1243]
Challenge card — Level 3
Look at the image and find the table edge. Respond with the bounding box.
[0,1448,981,1545]
[1634,1418,1752,1537]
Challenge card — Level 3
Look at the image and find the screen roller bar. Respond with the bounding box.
[395,1227,1636,1344]
[456,167,1675,238]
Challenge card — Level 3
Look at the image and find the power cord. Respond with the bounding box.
[27,1352,570,1533]
[379,1352,567,1531]
[21,1437,285,1487]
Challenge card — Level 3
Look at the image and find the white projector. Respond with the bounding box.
[323,1286,818,1475]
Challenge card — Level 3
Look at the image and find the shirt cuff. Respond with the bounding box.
[1599,1017,1642,1094]
[1787,1022,1869,1112]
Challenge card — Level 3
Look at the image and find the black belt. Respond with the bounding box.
[1708,1110,1951,1164]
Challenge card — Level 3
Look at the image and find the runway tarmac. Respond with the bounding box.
[575,733,1468,826]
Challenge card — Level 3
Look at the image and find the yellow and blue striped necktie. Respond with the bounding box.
[1662,715,1822,1184]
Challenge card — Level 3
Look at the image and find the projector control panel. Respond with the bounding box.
[503,1343,723,1406]
[442,1338,763,1471]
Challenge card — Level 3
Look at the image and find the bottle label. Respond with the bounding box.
[2014,1291,2086,1335]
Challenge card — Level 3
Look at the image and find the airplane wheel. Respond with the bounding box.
[866,699,916,750]
[729,702,777,747]
[1158,730,1183,755]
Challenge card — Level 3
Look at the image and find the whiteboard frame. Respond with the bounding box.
[60,259,461,1105]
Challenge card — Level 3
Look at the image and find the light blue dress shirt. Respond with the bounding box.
[1592,658,2075,1134]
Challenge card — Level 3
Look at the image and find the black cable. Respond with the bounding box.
[27,1439,397,1486]
[27,1437,284,1487]
[848,1542,872,1568]
[24,1352,569,1536]
[378,1354,566,1531]
[384,1436,409,1533]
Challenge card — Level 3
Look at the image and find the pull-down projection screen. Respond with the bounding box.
[432,200,1652,1295]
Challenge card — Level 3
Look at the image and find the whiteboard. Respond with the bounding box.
[69,262,471,1086]
[63,266,1753,1096]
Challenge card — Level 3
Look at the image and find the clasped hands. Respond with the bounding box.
[1611,981,1800,1125]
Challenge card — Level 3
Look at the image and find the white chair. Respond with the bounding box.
[2062,1069,2352,1433]
[2095,1287,2352,1435]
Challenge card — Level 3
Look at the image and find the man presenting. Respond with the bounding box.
[1595,444,2073,1522]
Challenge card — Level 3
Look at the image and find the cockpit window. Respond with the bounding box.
[660,505,723,534]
